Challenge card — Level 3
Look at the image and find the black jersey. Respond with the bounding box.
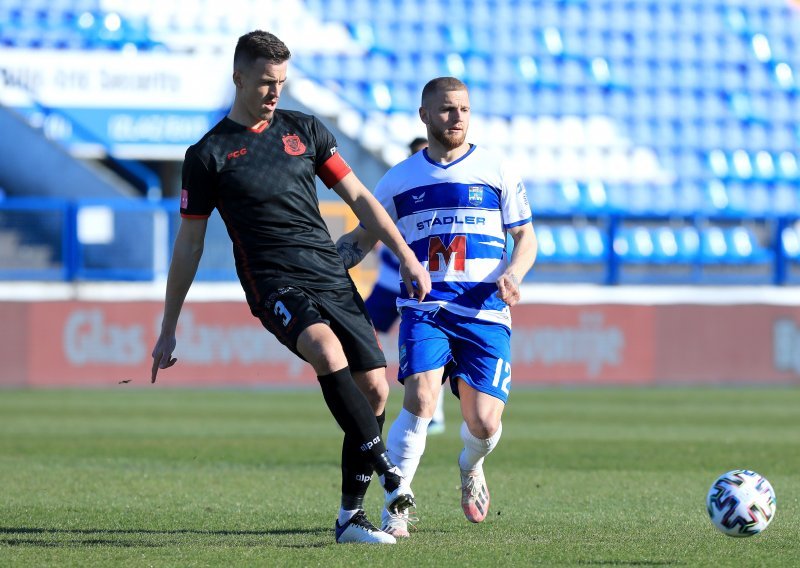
[180,109,354,312]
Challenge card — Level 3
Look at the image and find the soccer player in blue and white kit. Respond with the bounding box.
[336,77,537,537]
[366,137,447,435]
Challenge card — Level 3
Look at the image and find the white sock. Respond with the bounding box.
[338,508,359,526]
[387,408,431,486]
[458,421,502,472]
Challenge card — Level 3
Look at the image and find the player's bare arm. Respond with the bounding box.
[151,217,208,383]
[496,222,537,307]
[336,225,378,269]
[332,172,431,300]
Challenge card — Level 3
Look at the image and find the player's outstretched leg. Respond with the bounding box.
[458,421,502,523]
[317,368,413,539]
[338,412,390,542]
[335,510,396,544]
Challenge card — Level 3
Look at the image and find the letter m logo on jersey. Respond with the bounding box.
[428,235,466,272]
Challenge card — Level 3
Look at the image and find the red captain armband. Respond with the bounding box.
[317,152,352,188]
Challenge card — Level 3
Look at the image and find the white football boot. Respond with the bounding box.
[334,510,396,544]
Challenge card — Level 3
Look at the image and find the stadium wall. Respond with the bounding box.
[1,284,799,388]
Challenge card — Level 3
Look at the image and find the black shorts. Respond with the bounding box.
[255,283,386,373]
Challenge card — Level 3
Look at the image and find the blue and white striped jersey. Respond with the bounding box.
[373,144,532,326]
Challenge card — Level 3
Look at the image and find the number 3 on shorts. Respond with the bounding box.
[492,358,511,395]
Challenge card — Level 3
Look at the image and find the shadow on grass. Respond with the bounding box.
[0,526,331,549]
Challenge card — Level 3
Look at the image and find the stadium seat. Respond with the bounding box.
[577,225,608,262]
[780,223,800,261]
[613,226,655,264]
[701,225,772,265]
[535,224,607,265]
[773,184,800,216]
[615,225,700,266]
[534,224,558,262]
[700,226,730,262]
[673,226,701,263]
[723,226,772,264]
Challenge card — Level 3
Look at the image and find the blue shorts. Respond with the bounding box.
[365,284,400,333]
[397,307,512,404]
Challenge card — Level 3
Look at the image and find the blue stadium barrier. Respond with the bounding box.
[0,197,72,280]
[0,197,236,282]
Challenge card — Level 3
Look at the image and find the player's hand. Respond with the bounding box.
[400,258,431,302]
[496,272,521,306]
[151,333,177,383]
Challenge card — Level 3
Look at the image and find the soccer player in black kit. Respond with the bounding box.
[150,30,431,545]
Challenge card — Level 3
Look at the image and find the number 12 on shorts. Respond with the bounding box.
[492,358,511,395]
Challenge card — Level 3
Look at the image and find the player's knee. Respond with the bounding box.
[403,385,439,417]
[355,370,389,411]
[464,415,501,440]
[298,332,347,374]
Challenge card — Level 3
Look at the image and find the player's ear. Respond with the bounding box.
[419,106,428,125]
[232,70,243,89]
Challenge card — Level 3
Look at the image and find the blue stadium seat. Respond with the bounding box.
[773,184,800,216]
[528,182,566,216]
[613,227,655,264]
[535,224,603,265]
[534,225,558,262]
[615,225,700,266]
[723,226,772,264]
[553,225,581,262]
[701,226,772,265]
[673,226,701,262]
[577,225,608,262]
[780,223,800,261]
[700,226,729,263]
[604,183,630,215]
[582,180,608,213]
[673,182,708,216]
[777,151,799,181]
[651,227,683,264]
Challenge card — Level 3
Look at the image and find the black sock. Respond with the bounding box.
[317,367,395,479]
[340,411,386,511]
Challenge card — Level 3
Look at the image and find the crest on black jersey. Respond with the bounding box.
[282,134,306,155]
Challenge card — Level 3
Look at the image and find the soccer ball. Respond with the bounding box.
[706,469,776,537]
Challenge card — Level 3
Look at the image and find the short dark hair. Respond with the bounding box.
[234,30,291,69]
[421,76,468,106]
[409,137,427,154]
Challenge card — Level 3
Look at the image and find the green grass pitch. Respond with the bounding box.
[1,387,798,566]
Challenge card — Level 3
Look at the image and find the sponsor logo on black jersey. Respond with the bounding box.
[226,147,247,160]
[282,134,306,156]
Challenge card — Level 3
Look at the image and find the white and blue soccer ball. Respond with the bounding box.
[706,469,776,537]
